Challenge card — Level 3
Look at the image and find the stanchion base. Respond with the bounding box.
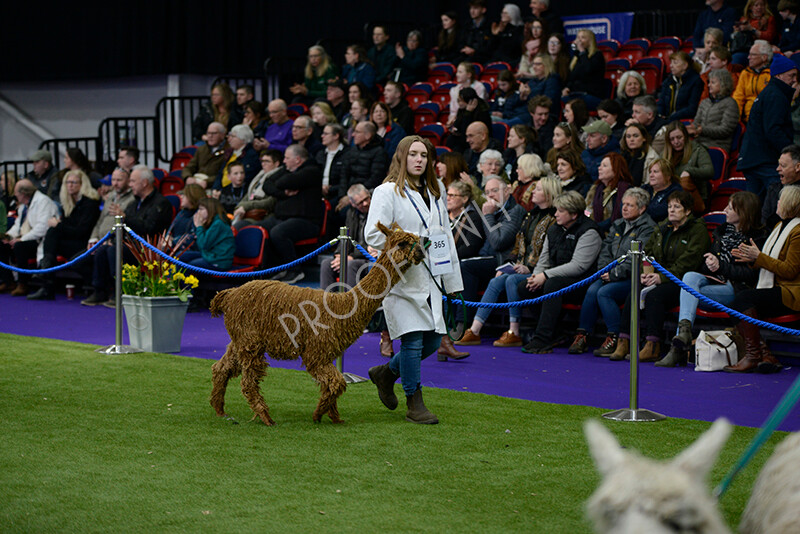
[95,344,143,355]
[602,408,666,422]
[342,372,369,384]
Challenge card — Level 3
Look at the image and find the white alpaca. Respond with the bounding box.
[584,419,800,534]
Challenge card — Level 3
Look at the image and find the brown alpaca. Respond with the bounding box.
[209,222,425,425]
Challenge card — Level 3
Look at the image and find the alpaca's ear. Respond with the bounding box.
[376,222,391,236]
[390,222,402,232]
[672,418,732,480]
[584,419,627,477]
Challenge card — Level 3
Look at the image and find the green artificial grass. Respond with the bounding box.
[0,333,785,533]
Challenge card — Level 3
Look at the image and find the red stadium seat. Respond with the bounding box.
[228,226,268,273]
[414,102,441,131]
[406,83,434,110]
[418,123,446,146]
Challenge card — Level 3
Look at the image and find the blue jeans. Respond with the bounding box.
[389,331,442,397]
[578,279,630,333]
[678,271,735,325]
[474,273,529,324]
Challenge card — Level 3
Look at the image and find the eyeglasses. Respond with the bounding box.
[446,193,467,198]
[261,159,273,164]
[65,180,81,185]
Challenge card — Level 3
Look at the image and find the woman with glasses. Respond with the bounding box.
[517,53,561,120]
[232,149,284,230]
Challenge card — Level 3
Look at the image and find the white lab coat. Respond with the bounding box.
[365,180,464,338]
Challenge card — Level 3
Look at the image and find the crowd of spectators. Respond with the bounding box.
[3,0,800,370]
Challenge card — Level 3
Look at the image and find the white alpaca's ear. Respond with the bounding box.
[584,419,627,476]
[672,418,732,480]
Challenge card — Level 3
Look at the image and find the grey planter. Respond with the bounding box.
[122,295,190,353]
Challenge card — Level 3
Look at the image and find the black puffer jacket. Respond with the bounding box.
[341,135,389,191]
[264,159,323,224]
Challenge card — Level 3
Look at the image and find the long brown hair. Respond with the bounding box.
[729,191,762,233]
[663,121,694,168]
[385,136,441,199]
[198,197,231,229]
[439,151,468,189]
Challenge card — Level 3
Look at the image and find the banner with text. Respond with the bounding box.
[561,12,634,44]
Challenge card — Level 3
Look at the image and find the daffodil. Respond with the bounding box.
[174,272,185,281]
[185,275,199,289]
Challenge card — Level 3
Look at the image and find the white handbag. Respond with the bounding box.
[695,330,739,372]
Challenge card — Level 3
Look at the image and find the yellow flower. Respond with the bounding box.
[185,275,199,289]
[162,261,169,270]
[174,272,186,281]
[146,262,155,271]
[159,279,166,284]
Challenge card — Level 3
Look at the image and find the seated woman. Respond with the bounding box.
[435,11,461,64]
[687,69,740,153]
[446,88,491,153]
[489,71,528,125]
[289,45,339,105]
[59,147,103,190]
[642,158,684,222]
[28,170,101,300]
[242,101,268,140]
[555,150,592,197]
[192,83,237,143]
[181,197,235,272]
[610,190,711,362]
[457,177,562,348]
[596,99,626,140]
[620,123,659,186]
[547,33,572,85]
[568,187,657,355]
[447,61,487,128]
[472,149,509,187]
[395,30,427,85]
[310,102,338,134]
[663,121,714,213]
[342,44,376,90]
[585,153,634,233]
[518,53,561,120]
[370,101,405,157]
[233,149,284,227]
[504,124,538,183]
[694,28,724,74]
[218,162,247,214]
[731,0,778,65]
[725,185,800,373]
[168,183,205,250]
[658,51,703,121]
[513,153,552,211]
[561,29,606,110]
[659,191,767,366]
[546,122,584,169]
[519,190,603,353]
[516,38,544,81]
[489,3,524,66]
[564,98,593,146]
[614,71,647,121]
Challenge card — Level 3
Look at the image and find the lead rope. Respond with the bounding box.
[412,239,467,342]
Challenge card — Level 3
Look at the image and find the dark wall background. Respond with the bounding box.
[6,0,733,83]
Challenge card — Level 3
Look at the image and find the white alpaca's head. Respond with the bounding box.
[584,418,732,534]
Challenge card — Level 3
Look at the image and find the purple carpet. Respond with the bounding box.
[2,292,799,431]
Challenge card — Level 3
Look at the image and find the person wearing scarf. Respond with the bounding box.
[727,185,800,373]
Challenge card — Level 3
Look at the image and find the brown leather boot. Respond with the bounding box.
[757,341,783,374]
[10,283,28,296]
[405,389,438,424]
[725,312,762,373]
[638,340,662,362]
[438,336,469,361]
[380,330,394,358]
[609,337,630,361]
[0,282,14,293]
[368,364,400,410]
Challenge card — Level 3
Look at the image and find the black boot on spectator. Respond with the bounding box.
[81,291,108,306]
[27,286,55,300]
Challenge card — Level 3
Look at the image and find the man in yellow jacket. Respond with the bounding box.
[732,40,772,121]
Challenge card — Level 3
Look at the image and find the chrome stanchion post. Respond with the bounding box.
[96,216,142,355]
[603,241,665,422]
[335,226,367,383]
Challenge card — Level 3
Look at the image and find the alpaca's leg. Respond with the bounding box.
[210,344,242,420]
[240,356,274,426]
[308,362,347,424]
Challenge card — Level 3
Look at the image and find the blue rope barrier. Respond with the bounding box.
[648,258,800,336]
[126,228,337,278]
[0,231,114,274]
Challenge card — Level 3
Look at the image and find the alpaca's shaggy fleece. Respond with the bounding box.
[209,222,425,425]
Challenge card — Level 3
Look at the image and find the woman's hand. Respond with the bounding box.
[641,273,661,286]
[518,83,531,99]
[47,216,60,228]
[395,42,405,59]
[600,272,611,282]
[513,263,531,275]
[732,239,761,262]
[465,99,478,112]
[193,209,208,227]
[233,207,245,220]
[704,252,720,272]
[289,83,307,96]
[561,87,570,97]
[458,171,473,185]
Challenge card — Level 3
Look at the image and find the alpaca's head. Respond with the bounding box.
[584,419,732,534]
[376,222,426,271]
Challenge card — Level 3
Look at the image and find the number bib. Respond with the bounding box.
[427,229,454,276]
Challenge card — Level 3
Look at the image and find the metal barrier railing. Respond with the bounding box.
[97,116,158,171]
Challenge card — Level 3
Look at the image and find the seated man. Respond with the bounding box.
[777,0,800,56]
[383,81,414,135]
[82,165,173,306]
[320,184,373,290]
[463,121,503,176]
[528,96,557,156]
[368,25,398,84]
[338,122,388,210]
[0,179,59,295]
[257,144,323,284]
[519,191,602,353]
[625,96,668,153]
[253,99,294,153]
[693,0,738,49]
[181,122,228,181]
[581,121,620,182]
[326,80,349,123]
[25,150,59,201]
[291,115,323,158]
[233,84,255,124]
[99,146,140,191]
[764,144,800,227]
[732,40,772,121]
